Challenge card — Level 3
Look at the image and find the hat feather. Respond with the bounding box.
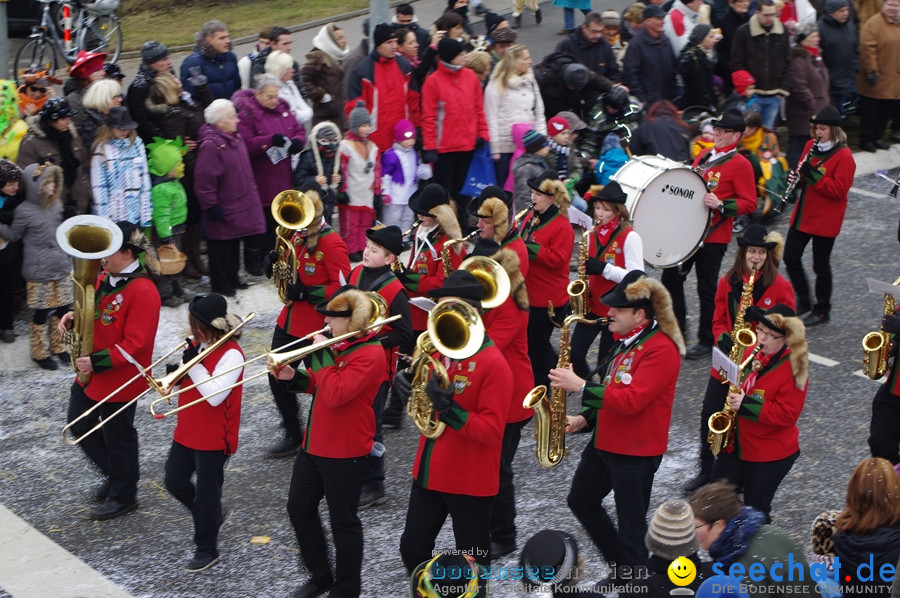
[625,276,685,354]
[765,313,808,389]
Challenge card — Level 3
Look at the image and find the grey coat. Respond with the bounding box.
[17,117,92,214]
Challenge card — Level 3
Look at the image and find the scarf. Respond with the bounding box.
[708,506,767,566]
[740,128,763,154]
[595,218,619,247]
[41,121,80,191]
[803,45,821,59]
[613,319,651,342]
[549,139,570,180]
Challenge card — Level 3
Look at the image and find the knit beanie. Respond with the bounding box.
[731,69,756,96]
[548,116,569,136]
[0,159,21,186]
[645,500,700,560]
[393,118,416,143]
[689,23,712,45]
[824,0,848,13]
[601,9,622,26]
[438,38,465,63]
[372,23,395,48]
[141,41,169,65]
[522,129,548,153]
[485,11,505,34]
[561,63,590,90]
[348,100,371,133]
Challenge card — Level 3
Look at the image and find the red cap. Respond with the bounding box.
[69,50,108,80]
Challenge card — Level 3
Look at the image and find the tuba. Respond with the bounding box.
[459,255,511,309]
[862,275,900,380]
[407,300,485,439]
[271,190,315,304]
[56,215,123,384]
[707,266,758,456]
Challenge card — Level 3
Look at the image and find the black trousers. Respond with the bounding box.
[164,441,228,559]
[567,441,662,566]
[66,381,139,503]
[490,417,530,546]
[783,227,836,316]
[493,153,513,193]
[0,259,16,330]
[400,482,494,573]
[570,317,613,380]
[710,449,799,523]
[696,375,730,483]
[858,96,900,145]
[869,383,900,464]
[287,449,367,596]
[528,303,570,389]
[362,381,388,494]
[268,326,312,442]
[661,242,727,346]
[207,238,242,295]
[433,150,475,229]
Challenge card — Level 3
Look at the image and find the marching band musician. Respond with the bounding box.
[662,108,757,361]
[163,294,243,573]
[870,310,900,463]
[520,169,574,389]
[469,185,529,279]
[394,270,512,577]
[348,225,413,509]
[711,304,808,523]
[58,221,161,521]
[271,286,387,598]
[467,237,532,559]
[549,270,684,567]
[685,224,795,493]
[782,105,855,327]
[263,190,350,458]
[570,181,644,379]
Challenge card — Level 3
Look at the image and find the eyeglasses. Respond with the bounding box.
[756,328,784,340]
[695,521,712,530]
[31,87,48,94]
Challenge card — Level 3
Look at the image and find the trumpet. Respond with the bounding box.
[271,190,316,305]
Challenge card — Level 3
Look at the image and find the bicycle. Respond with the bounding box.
[14,0,123,85]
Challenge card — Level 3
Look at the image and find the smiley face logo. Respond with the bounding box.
[668,556,697,587]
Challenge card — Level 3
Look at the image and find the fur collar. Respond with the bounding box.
[623,276,686,354]
[749,14,785,36]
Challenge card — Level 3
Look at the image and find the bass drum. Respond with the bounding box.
[611,155,710,268]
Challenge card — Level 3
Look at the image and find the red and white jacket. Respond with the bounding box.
[692,149,757,245]
[586,225,642,317]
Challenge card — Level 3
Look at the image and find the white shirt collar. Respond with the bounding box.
[108,259,140,287]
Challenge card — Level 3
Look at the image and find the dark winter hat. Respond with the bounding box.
[793,19,817,44]
[0,159,21,186]
[103,63,126,80]
[409,183,450,215]
[520,529,579,591]
[438,37,465,63]
[315,284,357,317]
[116,221,146,254]
[485,11,505,34]
[428,269,485,302]
[689,23,712,45]
[348,100,371,132]
[491,26,517,44]
[467,184,511,217]
[522,129,548,154]
[372,23,395,48]
[737,224,777,249]
[39,97,77,122]
[189,294,228,329]
[643,4,666,19]
[470,237,501,258]
[561,63,590,90]
[106,106,138,130]
[365,225,404,256]
[556,110,587,132]
[810,104,841,126]
[746,303,796,335]
[592,180,627,204]
[600,269,651,309]
[825,0,848,13]
[527,169,559,195]
[645,499,700,560]
[715,108,747,132]
[141,40,169,65]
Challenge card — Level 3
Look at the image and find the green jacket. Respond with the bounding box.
[151,178,187,240]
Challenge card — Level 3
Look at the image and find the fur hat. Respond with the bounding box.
[520,529,580,592]
[316,286,374,333]
[473,196,509,242]
[348,100,371,133]
[527,169,571,215]
[600,270,686,354]
[146,136,187,177]
[115,220,160,275]
[645,500,700,560]
[745,304,808,389]
[188,293,240,332]
[409,183,449,215]
[294,190,326,253]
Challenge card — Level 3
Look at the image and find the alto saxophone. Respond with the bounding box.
[567,228,591,318]
[862,275,900,380]
[441,230,478,277]
[707,266,758,456]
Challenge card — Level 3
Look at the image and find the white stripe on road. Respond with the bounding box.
[853,370,887,382]
[808,352,840,367]
[850,186,891,199]
[0,504,132,598]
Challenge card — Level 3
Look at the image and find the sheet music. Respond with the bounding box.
[867,278,900,301]
[711,346,739,387]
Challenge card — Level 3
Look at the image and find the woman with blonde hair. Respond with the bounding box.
[265,50,313,129]
[484,43,546,185]
[80,78,123,150]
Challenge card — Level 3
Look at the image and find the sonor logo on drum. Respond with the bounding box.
[660,184,696,200]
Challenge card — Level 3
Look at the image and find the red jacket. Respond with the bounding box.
[349,264,412,379]
[734,345,807,462]
[421,62,489,154]
[345,52,421,152]
[483,297,533,423]
[587,226,636,317]
[501,232,530,280]
[521,206,575,309]
[412,339,511,496]
[83,272,160,403]
[692,149,757,244]
[276,228,350,338]
[403,231,465,330]
[286,335,385,459]
[789,140,855,238]
[173,340,243,454]
[582,325,681,456]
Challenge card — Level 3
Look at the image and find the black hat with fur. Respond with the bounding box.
[409,184,462,245]
[746,304,808,389]
[600,270,685,354]
[471,195,509,243]
[115,220,160,275]
[315,286,374,333]
[527,169,571,215]
[428,270,485,305]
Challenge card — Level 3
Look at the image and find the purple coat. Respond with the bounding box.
[194,122,266,241]
[232,89,307,207]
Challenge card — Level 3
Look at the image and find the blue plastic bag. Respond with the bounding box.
[460,145,496,197]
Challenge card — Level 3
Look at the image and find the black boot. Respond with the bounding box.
[382,392,404,429]
[245,248,264,277]
[182,223,207,278]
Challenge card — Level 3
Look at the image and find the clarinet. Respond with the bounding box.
[774,151,812,215]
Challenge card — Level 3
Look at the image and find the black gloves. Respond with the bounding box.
[584,257,607,276]
[288,139,304,155]
[165,362,179,374]
[798,160,815,179]
[271,133,288,148]
[475,137,487,150]
[182,338,199,364]
[285,279,306,301]
[717,334,734,355]
[263,250,278,279]
[422,149,439,164]
[392,368,414,405]
[206,205,225,221]
[882,314,900,335]
[425,376,454,412]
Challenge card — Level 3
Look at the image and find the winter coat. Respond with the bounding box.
[786,47,830,137]
[622,28,677,104]
[833,526,900,595]
[179,40,241,101]
[65,88,87,138]
[554,28,621,81]
[0,164,70,282]
[339,133,380,207]
[534,51,615,121]
[789,139,854,237]
[484,70,547,155]
[380,144,422,205]
[665,0,704,57]
[248,47,305,91]
[421,61,488,154]
[232,88,307,207]
[713,8,751,92]
[144,84,210,196]
[128,63,167,145]
[77,108,106,152]
[90,137,153,228]
[512,152,548,212]
[17,117,91,214]
[818,14,859,94]
[293,146,341,209]
[629,115,692,162]
[194,122,266,241]
[731,15,792,95]
[678,44,718,110]
[302,48,347,131]
[151,177,187,240]
[0,188,23,267]
[856,10,900,100]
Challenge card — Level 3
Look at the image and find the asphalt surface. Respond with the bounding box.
[3,2,900,597]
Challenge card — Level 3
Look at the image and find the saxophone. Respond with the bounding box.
[392,221,421,273]
[524,310,595,468]
[441,230,478,277]
[862,275,900,380]
[567,228,591,318]
[707,266,759,456]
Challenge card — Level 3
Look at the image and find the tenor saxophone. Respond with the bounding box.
[862,275,900,380]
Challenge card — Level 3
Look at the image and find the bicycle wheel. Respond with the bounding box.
[13,37,60,84]
[76,15,122,62]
